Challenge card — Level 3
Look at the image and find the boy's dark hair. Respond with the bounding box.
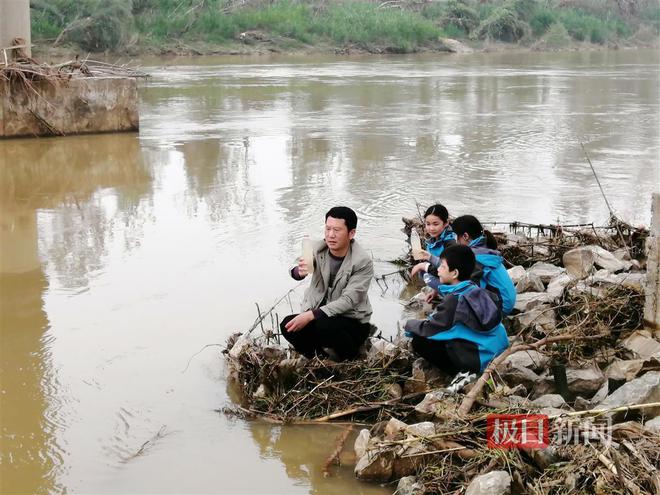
[326,206,358,231]
[452,215,498,249]
[440,245,476,281]
[424,203,449,222]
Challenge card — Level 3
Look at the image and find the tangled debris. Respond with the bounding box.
[1,57,148,106]
[223,216,659,494]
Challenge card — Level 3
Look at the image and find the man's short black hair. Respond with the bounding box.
[440,245,475,281]
[325,206,358,231]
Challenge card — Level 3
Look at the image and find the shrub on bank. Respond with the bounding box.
[29,0,654,52]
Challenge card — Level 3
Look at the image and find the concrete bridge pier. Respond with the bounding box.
[0,0,31,58]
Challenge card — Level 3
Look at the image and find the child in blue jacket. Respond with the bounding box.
[405,245,509,374]
[452,215,516,315]
[415,203,457,262]
[411,214,516,315]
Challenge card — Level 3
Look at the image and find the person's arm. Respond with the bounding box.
[289,257,311,280]
[405,295,457,337]
[318,260,373,317]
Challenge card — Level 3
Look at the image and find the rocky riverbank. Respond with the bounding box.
[223,217,659,494]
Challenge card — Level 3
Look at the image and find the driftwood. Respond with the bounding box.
[322,426,352,477]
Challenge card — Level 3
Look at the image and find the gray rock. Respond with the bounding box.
[514,292,553,312]
[405,422,436,438]
[525,445,562,469]
[505,395,531,407]
[354,429,371,459]
[228,333,253,359]
[566,365,606,396]
[597,371,660,416]
[414,390,445,418]
[516,272,545,293]
[531,394,567,409]
[546,273,573,299]
[507,265,527,285]
[503,349,550,372]
[396,476,423,495]
[614,272,646,290]
[644,416,660,433]
[253,383,269,398]
[367,338,401,362]
[605,359,645,381]
[440,37,473,53]
[465,470,511,495]
[528,262,566,283]
[584,245,632,272]
[387,383,403,399]
[384,418,408,440]
[500,363,543,389]
[515,308,556,333]
[404,358,443,394]
[355,449,393,482]
[612,248,632,261]
[563,247,595,278]
[590,381,609,405]
[621,331,660,360]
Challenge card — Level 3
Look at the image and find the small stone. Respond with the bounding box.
[228,333,252,359]
[644,416,660,433]
[367,338,400,362]
[612,248,631,261]
[405,422,436,438]
[354,429,371,459]
[500,363,543,389]
[355,449,393,482]
[614,272,646,290]
[396,476,423,495]
[414,390,445,418]
[563,247,595,278]
[589,381,609,405]
[531,394,567,409]
[621,332,660,360]
[565,365,606,396]
[546,273,573,299]
[515,309,556,333]
[253,383,269,398]
[584,245,631,272]
[404,358,443,394]
[384,418,407,440]
[516,273,545,293]
[507,265,527,285]
[605,359,645,381]
[465,470,511,495]
[503,350,550,372]
[514,292,553,312]
[528,262,566,283]
[386,383,403,399]
[597,371,660,416]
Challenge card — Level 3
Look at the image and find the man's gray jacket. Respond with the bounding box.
[299,239,373,323]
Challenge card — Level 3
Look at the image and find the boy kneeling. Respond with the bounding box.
[405,245,509,374]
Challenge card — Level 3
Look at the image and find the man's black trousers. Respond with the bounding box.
[280,314,370,361]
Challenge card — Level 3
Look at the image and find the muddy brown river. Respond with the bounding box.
[1,49,659,494]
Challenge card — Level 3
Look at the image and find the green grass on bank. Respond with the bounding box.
[30,0,660,53]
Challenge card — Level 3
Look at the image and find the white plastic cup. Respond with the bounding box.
[302,236,314,274]
[410,229,424,260]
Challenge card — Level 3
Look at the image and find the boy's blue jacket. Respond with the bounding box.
[405,281,509,372]
[426,226,457,261]
[468,236,516,315]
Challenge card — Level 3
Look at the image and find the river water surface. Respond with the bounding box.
[1,49,659,494]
